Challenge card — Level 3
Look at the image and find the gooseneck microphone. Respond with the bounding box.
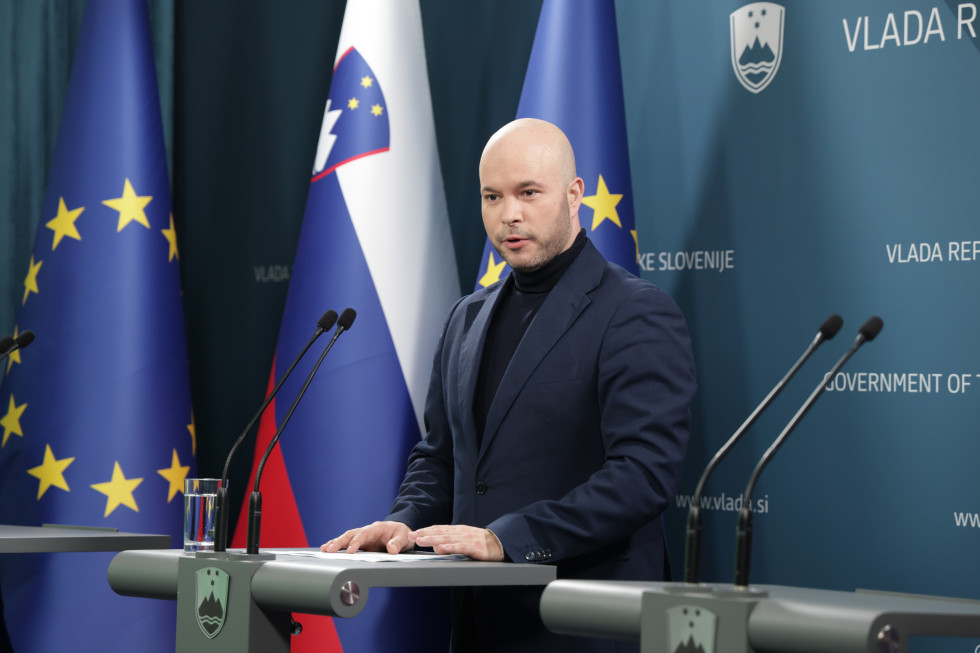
[0,330,35,363]
[212,310,338,553]
[683,315,843,584]
[246,308,356,555]
[733,316,883,587]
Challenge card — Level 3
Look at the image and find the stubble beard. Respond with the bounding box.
[495,198,572,274]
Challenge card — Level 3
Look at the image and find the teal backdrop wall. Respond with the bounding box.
[2,0,978,649]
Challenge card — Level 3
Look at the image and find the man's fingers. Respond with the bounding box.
[411,525,504,561]
[385,533,409,554]
[322,521,412,555]
[320,528,357,552]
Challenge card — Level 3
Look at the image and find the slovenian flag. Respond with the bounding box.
[0,1,194,650]
[231,1,459,651]
[475,0,639,289]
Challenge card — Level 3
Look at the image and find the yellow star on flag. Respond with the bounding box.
[157,449,190,502]
[348,97,359,110]
[28,444,75,499]
[1,395,27,447]
[91,462,143,517]
[162,213,179,262]
[45,197,85,250]
[187,411,197,455]
[360,75,373,88]
[22,255,42,305]
[478,251,508,288]
[102,178,152,231]
[7,326,23,374]
[631,229,639,263]
[370,104,384,117]
[582,174,623,231]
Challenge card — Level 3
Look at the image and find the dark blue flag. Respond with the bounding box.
[0,1,194,651]
[475,0,639,289]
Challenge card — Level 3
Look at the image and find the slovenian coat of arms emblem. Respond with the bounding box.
[195,567,229,639]
[730,3,785,93]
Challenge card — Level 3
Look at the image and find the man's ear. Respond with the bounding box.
[567,176,584,214]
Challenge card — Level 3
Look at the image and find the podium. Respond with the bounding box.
[539,580,980,653]
[0,523,170,553]
[108,548,555,652]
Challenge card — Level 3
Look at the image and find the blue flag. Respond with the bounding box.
[0,2,194,651]
[231,1,459,650]
[475,0,639,289]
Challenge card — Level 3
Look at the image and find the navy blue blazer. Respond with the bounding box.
[388,239,696,652]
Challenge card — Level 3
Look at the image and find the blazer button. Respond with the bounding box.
[475,481,487,495]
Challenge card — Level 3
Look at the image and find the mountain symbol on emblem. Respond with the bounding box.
[674,635,709,653]
[198,591,224,636]
[730,3,785,94]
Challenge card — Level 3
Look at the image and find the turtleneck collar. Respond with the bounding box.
[511,228,587,294]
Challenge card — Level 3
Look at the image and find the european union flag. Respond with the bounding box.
[475,0,639,289]
[0,1,194,651]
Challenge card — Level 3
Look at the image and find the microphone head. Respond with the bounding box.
[16,330,35,348]
[338,308,356,330]
[818,314,844,340]
[859,316,884,341]
[0,336,13,353]
[317,310,338,332]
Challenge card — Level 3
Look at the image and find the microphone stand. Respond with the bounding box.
[734,317,883,587]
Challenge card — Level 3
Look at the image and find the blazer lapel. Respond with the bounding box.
[455,283,508,454]
[479,241,605,458]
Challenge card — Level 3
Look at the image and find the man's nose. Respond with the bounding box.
[502,196,523,224]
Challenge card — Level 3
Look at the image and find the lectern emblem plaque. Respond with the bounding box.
[195,567,229,639]
[666,604,717,653]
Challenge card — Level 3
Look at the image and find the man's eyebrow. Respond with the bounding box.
[480,181,539,193]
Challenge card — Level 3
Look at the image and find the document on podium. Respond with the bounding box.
[274,549,468,562]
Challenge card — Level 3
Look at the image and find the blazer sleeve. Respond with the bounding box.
[486,284,697,564]
[384,299,461,529]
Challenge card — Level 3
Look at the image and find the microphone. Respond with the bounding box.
[683,315,842,584]
[0,330,35,363]
[212,310,338,553]
[733,316,883,587]
[16,330,35,348]
[246,308,356,554]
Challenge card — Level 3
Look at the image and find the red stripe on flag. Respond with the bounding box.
[232,355,344,652]
[310,147,390,184]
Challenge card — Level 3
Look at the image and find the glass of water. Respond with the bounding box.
[184,478,224,552]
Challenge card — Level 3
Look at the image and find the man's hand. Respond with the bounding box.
[320,521,413,555]
[410,525,504,561]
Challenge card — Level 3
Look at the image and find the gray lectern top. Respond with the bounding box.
[540,580,980,653]
[109,547,556,619]
[0,524,171,553]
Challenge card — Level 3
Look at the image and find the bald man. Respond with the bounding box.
[323,119,696,652]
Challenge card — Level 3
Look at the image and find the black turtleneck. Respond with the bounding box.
[473,229,587,448]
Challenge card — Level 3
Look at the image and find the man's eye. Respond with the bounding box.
[522,189,537,197]
[484,194,498,201]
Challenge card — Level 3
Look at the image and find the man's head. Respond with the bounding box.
[479,119,584,273]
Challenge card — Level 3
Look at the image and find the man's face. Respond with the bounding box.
[479,136,581,273]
